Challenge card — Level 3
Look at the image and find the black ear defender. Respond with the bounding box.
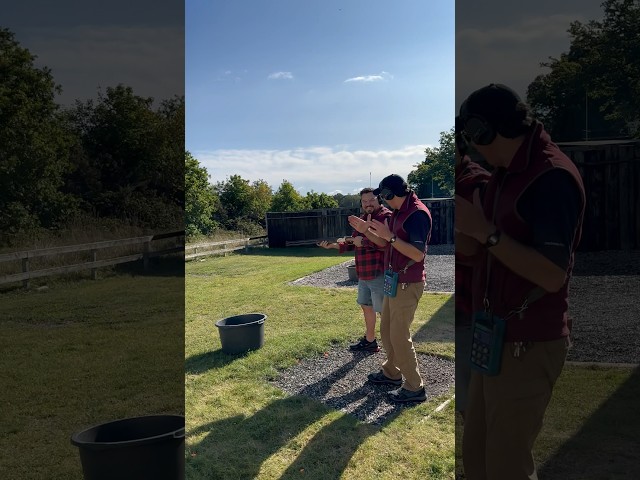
[379,187,395,201]
[459,100,496,146]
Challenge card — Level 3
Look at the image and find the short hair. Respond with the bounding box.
[359,187,375,196]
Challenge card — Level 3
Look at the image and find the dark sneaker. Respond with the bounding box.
[388,387,427,403]
[349,337,380,352]
[367,371,402,386]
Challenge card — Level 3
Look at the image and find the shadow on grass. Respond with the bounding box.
[184,349,254,374]
[116,255,185,278]
[187,352,383,479]
[538,365,640,479]
[413,295,454,344]
[187,395,378,480]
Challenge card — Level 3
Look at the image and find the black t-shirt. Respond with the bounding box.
[516,169,583,270]
[403,210,431,251]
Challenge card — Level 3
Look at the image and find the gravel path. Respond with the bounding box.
[566,250,640,364]
[277,249,638,424]
[271,347,454,425]
[289,243,455,293]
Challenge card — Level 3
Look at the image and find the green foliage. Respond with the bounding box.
[0,28,79,235]
[270,180,307,212]
[185,151,217,238]
[526,0,640,140]
[408,128,455,198]
[334,193,361,208]
[304,190,339,209]
[213,174,273,231]
[65,85,184,229]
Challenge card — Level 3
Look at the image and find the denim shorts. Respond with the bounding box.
[357,274,385,313]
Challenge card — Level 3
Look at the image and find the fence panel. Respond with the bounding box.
[266,200,454,248]
[559,140,640,251]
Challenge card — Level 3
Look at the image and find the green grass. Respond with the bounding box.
[0,274,184,480]
[454,364,640,478]
[186,247,456,480]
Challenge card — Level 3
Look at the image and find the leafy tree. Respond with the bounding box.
[185,151,216,237]
[0,28,78,236]
[407,128,455,198]
[335,193,361,208]
[248,179,273,226]
[217,174,253,224]
[270,180,306,212]
[66,85,183,228]
[526,0,640,140]
[305,191,339,209]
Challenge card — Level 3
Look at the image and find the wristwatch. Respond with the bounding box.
[389,235,397,244]
[485,230,501,248]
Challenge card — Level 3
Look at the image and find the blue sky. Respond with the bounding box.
[3,1,183,107]
[186,0,455,195]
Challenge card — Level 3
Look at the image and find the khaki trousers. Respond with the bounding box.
[380,282,424,391]
[462,337,569,480]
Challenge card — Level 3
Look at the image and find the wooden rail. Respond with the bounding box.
[0,231,184,288]
[185,235,268,260]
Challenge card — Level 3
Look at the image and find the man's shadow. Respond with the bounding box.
[186,354,387,479]
[538,365,640,479]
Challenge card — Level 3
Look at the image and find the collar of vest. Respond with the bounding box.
[507,122,550,174]
[395,191,416,213]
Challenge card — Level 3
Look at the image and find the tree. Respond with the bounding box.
[248,179,273,226]
[407,128,455,198]
[0,28,78,236]
[335,193,361,208]
[526,0,640,140]
[304,191,339,209]
[185,151,217,237]
[270,180,306,212]
[66,85,183,228]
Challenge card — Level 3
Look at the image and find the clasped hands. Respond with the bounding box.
[454,188,494,244]
[348,214,393,242]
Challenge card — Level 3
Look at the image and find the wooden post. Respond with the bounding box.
[91,249,98,280]
[22,257,29,289]
[143,241,150,271]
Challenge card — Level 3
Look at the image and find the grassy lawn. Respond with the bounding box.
[455,364,640,479]
[186,247,455,480]
[0,274,184,480]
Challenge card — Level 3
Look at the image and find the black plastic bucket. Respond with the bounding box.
[347,264,358,281]
[71,414,185,480]
[215,313,266,354]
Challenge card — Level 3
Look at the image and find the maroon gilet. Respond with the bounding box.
[385,192,432,283]
[472,123,586,342]
[455,158,491,322]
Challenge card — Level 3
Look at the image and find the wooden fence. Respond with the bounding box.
[558,139,640,251]
[0,231,184,288]
[265,199,454,248]
[185,235,268,260]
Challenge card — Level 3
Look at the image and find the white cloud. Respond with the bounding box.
[268,71,293,80]
[194,144,428,194]
[344,71,393,83]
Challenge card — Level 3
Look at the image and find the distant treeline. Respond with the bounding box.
[1,28,183,247]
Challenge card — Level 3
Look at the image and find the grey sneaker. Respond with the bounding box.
[388,387,427,403]
[367,371,402,386]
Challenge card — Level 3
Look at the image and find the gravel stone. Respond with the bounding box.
[277,249,638,424]
[566,250,640,364]
[290,244,454,293]
[271,347,454,425]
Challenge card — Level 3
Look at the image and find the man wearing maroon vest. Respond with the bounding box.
[351,174,432,403]
[455,136,491,420]
[455,84,586,480]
